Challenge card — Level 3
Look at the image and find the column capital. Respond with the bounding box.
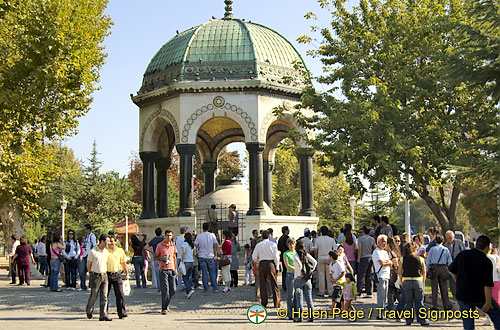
[296,148,315,159]
[246,142,265,153]
[155,158,171,170]
[139,151,158,162]
[176,144,196,156]
[201,162,217,173]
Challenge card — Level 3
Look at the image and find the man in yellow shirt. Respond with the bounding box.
[107,233,129,319]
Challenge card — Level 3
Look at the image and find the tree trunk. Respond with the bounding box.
[0,203,23,253]
[418,187,460,233]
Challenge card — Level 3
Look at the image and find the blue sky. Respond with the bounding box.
[66,0,330,175]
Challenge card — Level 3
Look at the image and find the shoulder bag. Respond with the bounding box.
[426,249,444,280]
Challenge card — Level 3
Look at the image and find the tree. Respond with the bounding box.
[0,0,111,250]
[461,179,498,235]
[295,0,499,232]
[447,0,500,185]
[216,147,245,183]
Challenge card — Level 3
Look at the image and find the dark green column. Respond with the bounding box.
[139,151,157,219]
[176,144,196,217]
[246,142,266,215]
[297,150,316,217]
[202,162,217,196]
[156,158,171,218]
[263,161,274,211]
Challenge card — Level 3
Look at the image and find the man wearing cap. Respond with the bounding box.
[228,204,239,237]
[277,226,290,291]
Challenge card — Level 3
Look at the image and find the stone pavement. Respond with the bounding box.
[0,270,490,329]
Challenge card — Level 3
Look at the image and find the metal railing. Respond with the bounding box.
[196,203,247,244]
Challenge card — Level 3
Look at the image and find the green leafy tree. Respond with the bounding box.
[295,0,499,232]
[461,179,498,235]
[0,0,111,250]
[447,0,500,185]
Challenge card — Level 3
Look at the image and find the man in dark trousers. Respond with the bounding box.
[449,235,500,330]
[277,226,290,291]
[106,233,129,319]
[86,234,111,321]
[252,230,280,308]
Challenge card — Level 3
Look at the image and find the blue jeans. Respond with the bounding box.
[159,269,176,311]
[49,259,61,291]
[38,256,48,276]
[132,256,146,288]
[192,265,200,288]
[377,278,389,310]
[286,272,295,319]
[396,287,406,313]
[199,257,218,291]
[79,256,88,290]
[459,299,500,330]
[153,261,161,292]
[403,280,426,325]
[183,263,194,293]
[294,278,314,321]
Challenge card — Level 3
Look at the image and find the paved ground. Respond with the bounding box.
[0,269,489,329]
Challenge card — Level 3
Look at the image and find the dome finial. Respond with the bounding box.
[224,0,233,18]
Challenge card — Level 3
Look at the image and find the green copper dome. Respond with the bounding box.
[139,18,307,94]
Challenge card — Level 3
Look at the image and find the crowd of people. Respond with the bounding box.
[5,212,500,328]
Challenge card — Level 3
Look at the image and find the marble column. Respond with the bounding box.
[139,151,158,219]
[246,142,266,215]
[297,150,316,216]
[202,162,217,196]
[263,161,274,211]
[156,158,171,218]
[176,144,196,217]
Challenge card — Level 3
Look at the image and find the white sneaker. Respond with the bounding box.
[196,286,204,290]
[222,287,231,293]
[76,288,83,291]
[187,290,195,299]
[85,288,91,291]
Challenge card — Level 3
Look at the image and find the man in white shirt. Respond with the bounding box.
[372,234,392,316]
[252,230,281,308]
[194,223,219,292]
[174,226,187,290]
[86,234,111,321]
[314,226,337,297]
[80,224,97,291]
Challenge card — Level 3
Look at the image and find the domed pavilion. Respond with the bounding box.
[132,0,318,239]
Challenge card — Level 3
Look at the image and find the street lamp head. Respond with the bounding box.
[349,196,356,208]
[61,198,68,210]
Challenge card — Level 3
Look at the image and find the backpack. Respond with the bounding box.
[302,255,314,280]
[390,224,398,236]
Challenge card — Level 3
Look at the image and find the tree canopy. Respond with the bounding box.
[0,0,112,248]
[295,0,499,232]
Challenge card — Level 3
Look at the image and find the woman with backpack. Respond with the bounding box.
[293,240,317,322]
[63,229,80,290]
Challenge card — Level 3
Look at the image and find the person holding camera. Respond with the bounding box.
[155,229,177,315]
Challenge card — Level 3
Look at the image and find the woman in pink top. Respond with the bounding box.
[221,231,232,293]
[342,232,357,274]
[49,233,65,292]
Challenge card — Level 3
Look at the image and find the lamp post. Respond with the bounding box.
[61,197,68,241]
[125,215,129,252]
[349,196,356,228]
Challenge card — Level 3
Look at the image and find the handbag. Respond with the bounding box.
[219,254,231,267]
[426,249,444,280]
[371,266,381,284]
[178,262,187,276]
[52,248,66,262]
[123,279,131,296]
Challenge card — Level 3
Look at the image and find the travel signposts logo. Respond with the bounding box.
[247,304,267,324]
